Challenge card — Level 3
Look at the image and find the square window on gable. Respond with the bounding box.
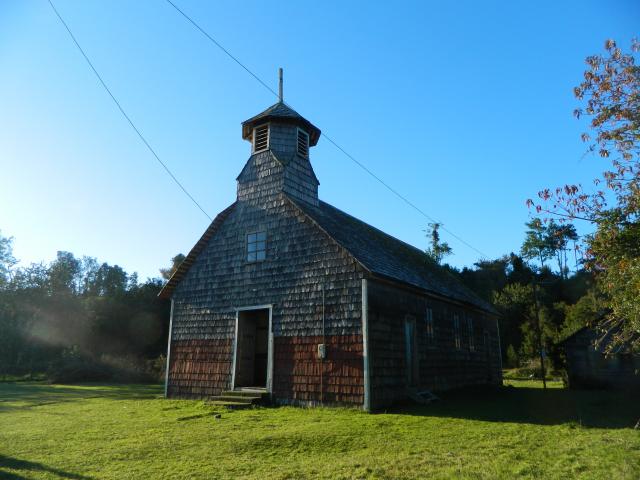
[247,231,266,262]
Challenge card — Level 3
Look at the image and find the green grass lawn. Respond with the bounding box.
[0,380,638,479]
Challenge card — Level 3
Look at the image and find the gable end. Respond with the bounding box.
[158,202,237,299]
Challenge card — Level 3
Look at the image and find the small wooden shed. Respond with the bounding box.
[560,326,640,390]
[159,99,502,410]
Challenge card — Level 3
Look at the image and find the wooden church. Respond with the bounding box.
[159,82,502,410]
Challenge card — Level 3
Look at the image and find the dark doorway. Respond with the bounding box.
[235,308,269,388]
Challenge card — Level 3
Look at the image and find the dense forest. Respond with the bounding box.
[0,238,173,382]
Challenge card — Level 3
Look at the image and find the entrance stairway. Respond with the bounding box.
[210,388,269,409]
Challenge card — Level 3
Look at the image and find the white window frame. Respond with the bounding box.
[453,313,461,350]
[467,316,475,352]
[296,127,309,158]
[252,123,270,153]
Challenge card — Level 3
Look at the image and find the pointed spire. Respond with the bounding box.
[278,67,283,103]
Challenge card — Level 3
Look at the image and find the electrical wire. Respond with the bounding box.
[49,0,489,259]
[164,0,488,259]
[48,0,212,221]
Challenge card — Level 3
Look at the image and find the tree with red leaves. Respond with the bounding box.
[528,39,639,353]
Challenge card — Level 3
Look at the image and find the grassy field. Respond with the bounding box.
[0,380,639,479]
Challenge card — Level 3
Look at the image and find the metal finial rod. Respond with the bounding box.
[278,67,283,102]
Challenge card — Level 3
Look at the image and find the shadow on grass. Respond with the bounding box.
[2,381,637,430]
[0,454,93,479]
[389,384,640,429]
[0,382,162,413]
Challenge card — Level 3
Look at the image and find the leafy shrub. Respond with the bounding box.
[47,346,163,384]
[506,345,520,368]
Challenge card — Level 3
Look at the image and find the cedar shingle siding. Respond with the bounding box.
[160,101,502,409]
[367,280,501,408]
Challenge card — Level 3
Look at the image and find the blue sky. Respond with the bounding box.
[0,1,638,280]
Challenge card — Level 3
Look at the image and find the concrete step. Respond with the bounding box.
[208,389,269,409]
[212,395,261,404]
[223,390,268,398]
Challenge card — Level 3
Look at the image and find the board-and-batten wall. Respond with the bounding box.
[366,279,502,409]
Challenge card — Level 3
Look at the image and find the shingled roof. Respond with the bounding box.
[288,195,497,314]
[241,102,321,146]
[558,325,638,354]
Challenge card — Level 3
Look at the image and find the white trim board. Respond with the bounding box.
[231,304,274,395]
[362,279,370,411]
[164,299,175,398]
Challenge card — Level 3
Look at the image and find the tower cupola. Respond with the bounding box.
[237,71,321,206]
[241,102,321,155]
[242,69,320,156]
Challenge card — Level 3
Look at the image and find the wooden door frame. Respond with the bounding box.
[231,304,273,393]
[404,315,418,386]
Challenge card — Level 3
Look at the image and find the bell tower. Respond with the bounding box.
[237,70,321,206]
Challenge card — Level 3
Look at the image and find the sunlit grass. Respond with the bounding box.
[0,381,638,479]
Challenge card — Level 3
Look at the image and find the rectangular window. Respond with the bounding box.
[425,308,434,343]
[246,231,266,262]
[453,314,461,350]
[467,316,475,351]
[253,124,269,153]
[297,128,309,158]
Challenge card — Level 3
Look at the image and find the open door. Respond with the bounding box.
[234,308,270,389]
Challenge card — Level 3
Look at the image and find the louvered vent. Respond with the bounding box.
[297,129,309,158]
[253,124,269,152]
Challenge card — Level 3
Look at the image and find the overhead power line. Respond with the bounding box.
[47,0,212,221]
[164,0,488,259]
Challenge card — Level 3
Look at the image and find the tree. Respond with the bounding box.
[494,282,555,383]
[0,231,17,288]
[160,254,185,280]
[528,39,640,352]
[588,211,640,351]
[424,223,452,265]
[506,344,520,368]
[48,251,81,296]
[459,257,510,302]
[547,221,578,279]
[561,288,606,337]
[0,235,171,379]
[521,219,553,268]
